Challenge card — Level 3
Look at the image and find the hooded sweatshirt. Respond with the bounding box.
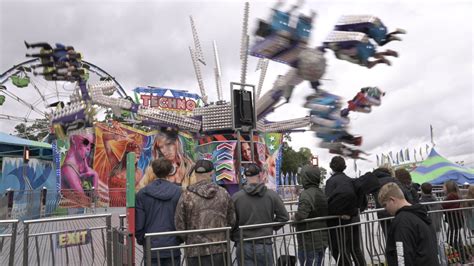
[174,179,235,257]
[419,194,442,232]
[232,182,289,242]
[373,169,411,218]
[135,179,182,258]
[294,166,328,251]
[385,204,439,266]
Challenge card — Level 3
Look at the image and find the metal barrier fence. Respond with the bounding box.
[2,188,128,220]
[22,213,112,266]
[277,185,302,202]
[0,219,18,266]
[139,199,474,266]
[113,227,133,265]
[116,213,145,265]
[145,227,232,266]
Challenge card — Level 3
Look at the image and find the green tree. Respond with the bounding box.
[281,144,314,177]
[14,119,49,141]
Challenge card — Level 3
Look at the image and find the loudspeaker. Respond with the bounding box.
[233,89,255,129]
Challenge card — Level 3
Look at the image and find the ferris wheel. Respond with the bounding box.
[0,58,127,139]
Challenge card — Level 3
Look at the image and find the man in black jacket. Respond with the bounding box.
[325,156,365,266]
[135,158,182,266]
[378,182,439,266]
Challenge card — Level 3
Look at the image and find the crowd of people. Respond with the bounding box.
[134,155,474,266]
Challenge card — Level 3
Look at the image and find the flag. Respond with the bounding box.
[419,147,423,160]
[414,148,417,162]
[396,152,399,165]
[405,148,410,161]
[376,154,380,166]
[354,160,358,173]
[430,124,434,146]
[426,144,430,155]
[399,149,404,162]
[389,151,394,163]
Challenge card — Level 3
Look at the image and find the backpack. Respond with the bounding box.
[353,172,380,211]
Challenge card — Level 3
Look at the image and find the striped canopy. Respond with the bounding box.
[411,148,474,185]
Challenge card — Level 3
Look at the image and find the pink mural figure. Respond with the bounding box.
[61,133,99,205]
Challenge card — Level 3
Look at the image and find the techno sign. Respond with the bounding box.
[133,87,201,113]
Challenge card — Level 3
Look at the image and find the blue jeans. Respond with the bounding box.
[186,253,227,266]
[236,242,274,266]
[150,256,180,266]
[298,249,324,266]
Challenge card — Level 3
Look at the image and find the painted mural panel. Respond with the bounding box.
[195,133,282,190]
[93,122,152,206]
[151,129,196,187]
[0,157,57,219]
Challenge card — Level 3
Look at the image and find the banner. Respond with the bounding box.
[0,157,57,219]
[93,122,196,205]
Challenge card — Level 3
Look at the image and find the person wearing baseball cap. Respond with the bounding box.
[232,163,289,265]
[175,159,235,265]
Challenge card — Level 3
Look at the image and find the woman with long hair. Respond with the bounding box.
[442,180,466,262]
[153,129,194,187]
[463,185,474,234]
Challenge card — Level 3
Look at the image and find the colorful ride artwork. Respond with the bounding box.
[0,0,405,211]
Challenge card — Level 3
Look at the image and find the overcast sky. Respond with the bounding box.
[1,0,473,175]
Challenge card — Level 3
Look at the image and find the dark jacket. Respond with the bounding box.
[174,179,235,257]
[373,169,410,219]
[325,172,358,218]
[294,167,328,251]
[232,183,289,242]
[135,179,182,258]
[419,194,442,232]
[386,204,439,266]
[353,172,380,212]
[442,193,464,229]
[404,183,420,203]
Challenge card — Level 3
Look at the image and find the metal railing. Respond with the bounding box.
[0,219,18,266]
[22,213,112,266]
[138,199,474,265]
[112,227,133,265]
[277,185,302,202]
[145,227,232,266]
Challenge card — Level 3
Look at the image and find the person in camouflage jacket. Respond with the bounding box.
[174,159,235,265]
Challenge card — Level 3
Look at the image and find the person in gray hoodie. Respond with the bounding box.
[232,163,289,266]
[293,165,328,266]
[135,158,182,266]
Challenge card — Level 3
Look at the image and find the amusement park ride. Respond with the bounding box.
[0,0,405,165]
